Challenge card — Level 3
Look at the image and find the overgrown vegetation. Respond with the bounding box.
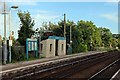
[11,46,26,62]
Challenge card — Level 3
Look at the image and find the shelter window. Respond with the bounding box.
[62,44,63,51]
[41,44,43,51]
[50,44,52,52]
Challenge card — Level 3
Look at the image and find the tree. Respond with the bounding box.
[17,11,35,46]
[39,20,113,53]
[77,20,102,50]
[39,20,88,53]
[118,38,120,49]
[111,38,118,48]
[99,27,112,47]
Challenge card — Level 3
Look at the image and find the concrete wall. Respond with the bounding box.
[58,40,66,56]
[40,38,66,58]
[40,39,56,58]
[46,39,55,57]
[40,40,46,57]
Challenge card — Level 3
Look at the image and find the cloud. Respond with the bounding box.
[32,12,61,29]
[35,10,50,14]
[105,0,119,2]
[2,0,120,2]
[0,8,61,39]
[0,0,119,8]
[101,13,118,23]
[0,14,11,38]
[0,1,3,12]
[0,0,39,6]
[30,9,62,28]
[9,0,38,6]
[5,0,39,2]
[11,2,38,6]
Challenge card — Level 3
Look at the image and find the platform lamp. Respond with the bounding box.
[9,5,18,63]
[2,0,8,65]
[69,24,75,54]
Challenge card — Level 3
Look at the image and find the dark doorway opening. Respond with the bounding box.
[55,39,58,56]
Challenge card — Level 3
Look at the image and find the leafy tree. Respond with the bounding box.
[99,27,112,47]
[112,34,119,39]
[17,11,35,46]
[118,34,120,49]
[39,20,113,53]
[77,20,102,50]
[118,38,120,49]
[111,38,118,48]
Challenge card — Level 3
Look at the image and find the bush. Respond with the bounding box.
[80,44,88,52]
[11,46,26,62]
[118,43,120,49]
[73,44,88,53]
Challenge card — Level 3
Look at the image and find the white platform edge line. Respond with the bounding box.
[0,54,86,74]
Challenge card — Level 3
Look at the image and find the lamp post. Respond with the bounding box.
[34,28,41,58]
[70,25,72,45]
[3,0,7,64]
[9,6,18,36]
[68,24,75,54]
[39,30,41,58]
[9,6,18,63]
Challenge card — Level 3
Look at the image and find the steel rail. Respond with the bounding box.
[88,58,120,80]
[14,52,117,79]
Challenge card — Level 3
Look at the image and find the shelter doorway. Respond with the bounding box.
[55,39,59,56]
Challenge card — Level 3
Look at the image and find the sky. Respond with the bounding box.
[0,0,119,39]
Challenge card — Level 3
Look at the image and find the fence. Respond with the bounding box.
[13,46,25,54]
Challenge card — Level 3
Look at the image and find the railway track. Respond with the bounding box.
[89,58,120,80]
[1,51,120,80]
[46,52,119,79]
[13,52,106,79]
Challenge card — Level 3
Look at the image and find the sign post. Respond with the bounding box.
[9,40,12,62]
[26,38,38,60]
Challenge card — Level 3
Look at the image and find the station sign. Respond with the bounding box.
[9,40,12,46]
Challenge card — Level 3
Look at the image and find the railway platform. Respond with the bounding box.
[1,50,119,80]
[0,51,105,73]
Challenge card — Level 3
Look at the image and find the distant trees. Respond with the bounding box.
[112,34,120,49]
[111,38,118,48]
[77,20,102,50]
[39,20,118,53]
[98,27,112,47]
[16,11,118,53]
[118,38,120,49]
[17,11,35,46]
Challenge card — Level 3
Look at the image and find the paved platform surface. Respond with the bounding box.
[0,51,105,72]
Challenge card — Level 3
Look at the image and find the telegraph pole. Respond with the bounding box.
[3,0,7,64]
[49,21,51,28]
[70,25,72,44]
[39,29,41,58]
[9,8,11,63]
[64,14,66,38]
[9,6,18,63]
